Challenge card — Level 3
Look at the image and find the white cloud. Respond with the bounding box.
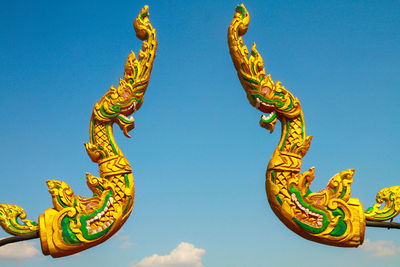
[118,234,133,249]
[360,238,400,257]
[132,242,206,267]
[118,235,131,241]
[0,241,40,262]
[120,241,133,249]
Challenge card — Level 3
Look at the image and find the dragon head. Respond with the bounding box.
[250,73,301,133]
[93,72,145,138]
[92,5,156,138]
[228,4,301,133]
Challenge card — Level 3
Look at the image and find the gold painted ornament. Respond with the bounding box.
[228,4,400,247]
[0,6,157,257]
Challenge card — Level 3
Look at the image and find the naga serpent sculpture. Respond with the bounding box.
[228,4,400,247]
[0,6,157,257]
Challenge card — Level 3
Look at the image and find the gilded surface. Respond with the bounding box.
[228,4,366,247]
[0,6,156,257]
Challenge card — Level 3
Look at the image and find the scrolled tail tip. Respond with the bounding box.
[232,4,250,37]
[134,5,153,41]
[140,5,150,19]
[235,4,248,18]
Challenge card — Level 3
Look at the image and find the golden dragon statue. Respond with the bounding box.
[0,6,157,257]
[228,4,400,247]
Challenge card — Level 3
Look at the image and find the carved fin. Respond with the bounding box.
[46,180,76,211]
[86,172,110,196]
[325,169,355,202]
[299,136,313,157]
[84,142,107,163]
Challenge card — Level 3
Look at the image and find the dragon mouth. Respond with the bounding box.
[291,192,323,228]
[116,101,137,137]
[255,97,274,114]
[117,101,137,124]
[256,97,278,133]
[85,195,115,235]
[120,101,137,116]
[261,112,276,122]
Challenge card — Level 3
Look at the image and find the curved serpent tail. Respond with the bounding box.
[228,4,400,247]
[0,205,39,235]
[0,6,157,258]
[364,186,400,221]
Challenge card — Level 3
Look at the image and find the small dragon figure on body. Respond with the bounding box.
[0,6,157,257]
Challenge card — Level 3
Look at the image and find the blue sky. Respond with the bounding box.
[0,0,399,266]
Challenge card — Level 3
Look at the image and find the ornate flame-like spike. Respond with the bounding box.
[228,5,270,103]
[122,5,157,111]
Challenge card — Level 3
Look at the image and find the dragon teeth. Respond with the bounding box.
[262,112,275,121]
[87,218,115,235]
[267,112,275,119]
[291,192,324,225]
[261,102,274,108]
[255,97,275,113]
[86,196,116,235]
[255,98,261,109]
[305,208,310,216]
[121,102,136,112]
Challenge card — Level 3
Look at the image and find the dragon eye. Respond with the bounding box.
[122,91,130,98]
[262,86,271,95]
